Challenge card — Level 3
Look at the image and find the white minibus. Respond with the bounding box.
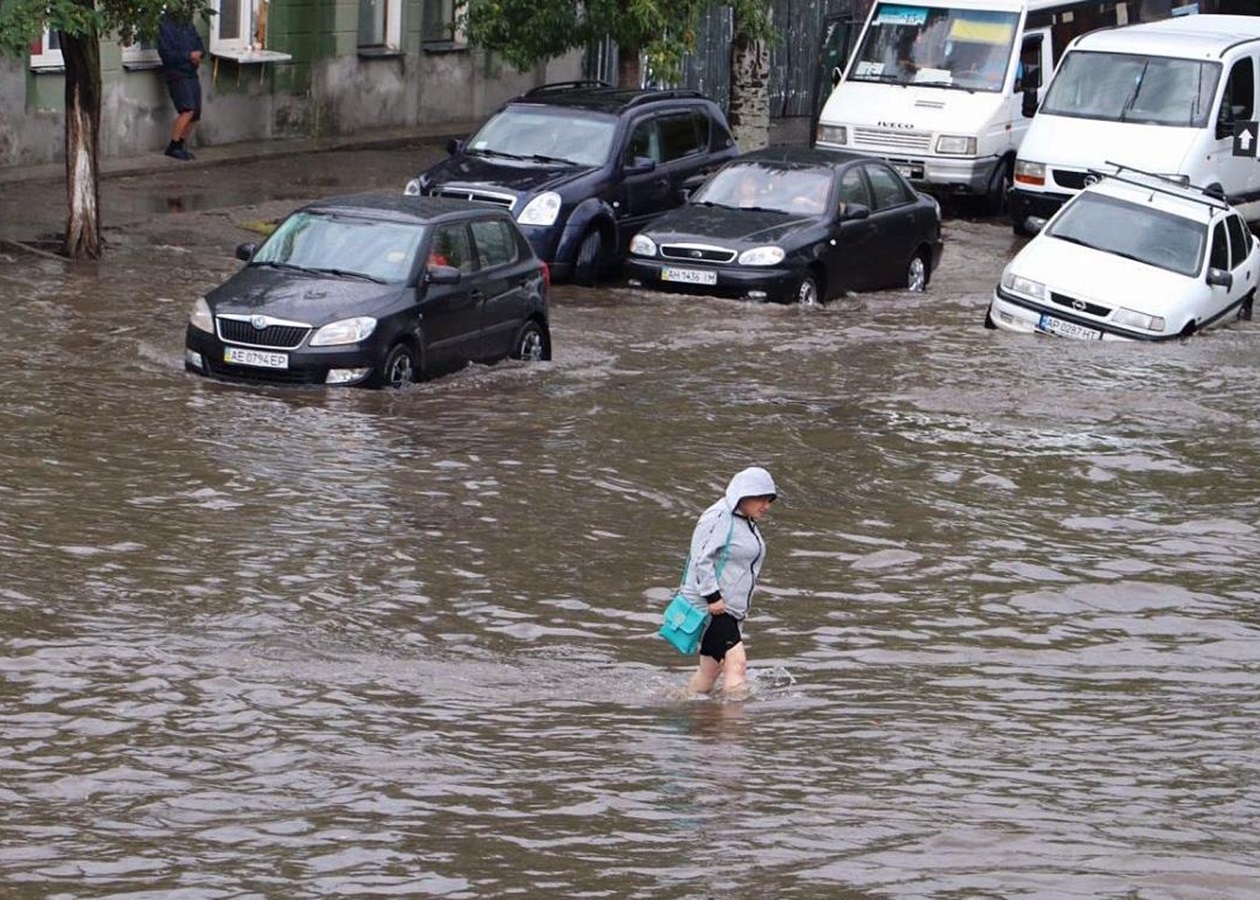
[1011,15,1260,234]
[814,0,1167,212]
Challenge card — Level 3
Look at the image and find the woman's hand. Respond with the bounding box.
[707,598,726,615]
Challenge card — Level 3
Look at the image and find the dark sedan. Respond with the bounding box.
[625,148,943,305]
[185,195,550,388]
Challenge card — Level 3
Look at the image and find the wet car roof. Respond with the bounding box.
[299,193,505,225]
[507,85,709,115]
[730,147,872,169]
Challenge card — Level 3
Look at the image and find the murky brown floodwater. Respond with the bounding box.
[2,155,1259,898]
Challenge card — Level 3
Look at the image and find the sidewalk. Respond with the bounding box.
[0,121,480,186]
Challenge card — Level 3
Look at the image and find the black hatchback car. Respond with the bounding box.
[404,81,740,283]
[184,194,550,388]
[625,148,944,305]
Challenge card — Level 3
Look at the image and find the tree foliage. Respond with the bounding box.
[461,0,775,87]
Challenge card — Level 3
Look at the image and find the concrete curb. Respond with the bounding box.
[0,122,478,186]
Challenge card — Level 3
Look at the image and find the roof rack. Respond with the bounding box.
[1094,161,1230,211]
[521,80,614,97]
[624,88,706,107]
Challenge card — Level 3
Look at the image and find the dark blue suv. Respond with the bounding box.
[404,82,739,284]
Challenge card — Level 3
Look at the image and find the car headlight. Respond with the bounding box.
[189,297,214,334]
[738,246,786,266]
[1112,307,1165,332]
[1014,160,1045,186]
[517,192,562,227]
[403,178,421,197]
[309,316,378,347]
[935,135,976,155]
[816,124,847,145]
[1000,269,1046,301]
[629,234,657,257]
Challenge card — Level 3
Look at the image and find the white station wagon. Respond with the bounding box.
[988,169,1258,341]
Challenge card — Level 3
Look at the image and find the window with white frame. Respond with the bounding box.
[422,0,463,45]
[211,0,264,53]
[359,0,402,50]
[121,35,161,68]
[29,28,63,70]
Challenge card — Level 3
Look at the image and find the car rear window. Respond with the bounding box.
[1047,192,1207,278]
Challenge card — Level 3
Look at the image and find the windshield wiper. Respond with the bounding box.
[310,267,388,283]
[254,260,323,276]
[467,147,528,161]
[530,153,577,165]
[1049,233,1100,252]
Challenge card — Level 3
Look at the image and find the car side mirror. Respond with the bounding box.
[831,65,842,88]
[235,242,256,261]
[426,264,462,284]
[1207,267,1233,290]
[840,202,870,221]
[1021,89,1039,118]
[446,137,464,156]
[625,156,656,175]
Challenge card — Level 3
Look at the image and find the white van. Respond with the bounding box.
[1010,15,1260,235]
[814,0,1155,211]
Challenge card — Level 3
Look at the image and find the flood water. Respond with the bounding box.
[2,165,1259,898]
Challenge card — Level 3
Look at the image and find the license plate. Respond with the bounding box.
[661,266,717,286]
[895,165,914,179]
[224,346,289,369]
[1038,313,1101,341]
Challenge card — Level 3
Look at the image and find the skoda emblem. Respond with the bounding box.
[251,315,269,330]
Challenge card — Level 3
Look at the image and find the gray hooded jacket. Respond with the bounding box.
[678,466,776,621]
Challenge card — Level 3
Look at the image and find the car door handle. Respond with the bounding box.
[469,289,484,300]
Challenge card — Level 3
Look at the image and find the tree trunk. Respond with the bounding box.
[729,6,772,151]
[617,42,641,88]
[59,27,104,260]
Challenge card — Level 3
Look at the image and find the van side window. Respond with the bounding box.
[1017,35,1043,92]
[1226,214,1250,268]
[1218,58,1255,133]
[1210,221,1229,271]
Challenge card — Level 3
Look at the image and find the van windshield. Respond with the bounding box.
[1040,51,1221,127]
[848,3,1019,92]
[1046,192,1207,278]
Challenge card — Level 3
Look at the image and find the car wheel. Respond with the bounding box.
[380,342,418,388]
[511,319,550,361]
[576,229,604,287]
[796,274,820,307]
[906,253,929,292]
[985,157,1013,215]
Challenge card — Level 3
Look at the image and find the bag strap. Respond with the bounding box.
[678,511,736,591]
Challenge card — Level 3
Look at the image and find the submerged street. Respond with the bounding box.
[2,142,1259,897]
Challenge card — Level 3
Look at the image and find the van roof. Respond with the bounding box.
[1072,14,1260,59]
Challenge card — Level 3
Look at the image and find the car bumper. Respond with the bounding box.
[817,146,1001,195]
[625,259,800,303]
[185,326,383,386]
[988,287,1175,342]
[1009,188,1070,233]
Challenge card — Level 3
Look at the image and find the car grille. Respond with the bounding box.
[1049,291,1111,318]
[660,243,737,263]
[852,128,933,153]
[217,316,312,350]
[1053,170,1090,190]
[430,187,516,209]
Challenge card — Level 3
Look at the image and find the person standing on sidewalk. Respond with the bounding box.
[158,10,205,161]
[679,466,777,698]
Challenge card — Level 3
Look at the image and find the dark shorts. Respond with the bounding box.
[167,75,202,121]
[700,612,742,662]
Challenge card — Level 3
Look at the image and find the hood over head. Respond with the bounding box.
[725,466,777,509]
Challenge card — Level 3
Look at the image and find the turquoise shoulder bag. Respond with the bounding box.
[658,514,735,655]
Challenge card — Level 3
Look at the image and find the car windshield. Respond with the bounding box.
[848,3,1018,92]
[692,163,835,215]
[1046,191,1207,277]
[252,212,424,283]
[466,107,617,166]
[1040,51,1221,127]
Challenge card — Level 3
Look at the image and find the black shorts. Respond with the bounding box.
[700,612,742,662]
[167,75,202,121]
